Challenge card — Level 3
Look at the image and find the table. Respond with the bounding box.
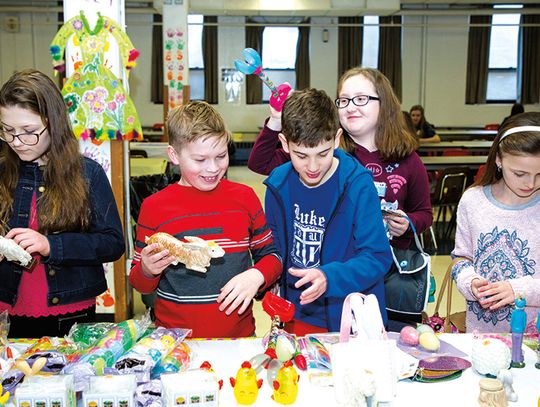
[421,156,487,171]
[130,142,169,160]
[418,141,493,152]
[186,334,540,406]
[438,130,497,141]
[130,157,168,177]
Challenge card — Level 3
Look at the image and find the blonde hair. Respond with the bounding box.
[166,101,231,150]
[337,67,417,162]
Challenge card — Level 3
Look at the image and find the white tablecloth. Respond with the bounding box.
[186,334,540,406]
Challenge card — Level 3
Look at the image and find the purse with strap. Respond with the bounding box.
[385,216,431,322]
[423,258,466,333]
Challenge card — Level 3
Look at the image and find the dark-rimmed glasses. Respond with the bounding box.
[0,126,47,146]
[335,95,380,109]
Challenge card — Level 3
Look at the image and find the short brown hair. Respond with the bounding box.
[166,101,231,150]
[281,88,340,147]
[337,67,417,162]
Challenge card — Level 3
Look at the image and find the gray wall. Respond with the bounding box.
[0,11,536,132]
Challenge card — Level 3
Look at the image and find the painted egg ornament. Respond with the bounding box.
[399,326,420,346]
[418,332,440,352]
[472,338,511,377]
[416,324,435,335]
[275,335,296,362]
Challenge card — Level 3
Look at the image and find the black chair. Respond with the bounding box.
[431,166,469,241]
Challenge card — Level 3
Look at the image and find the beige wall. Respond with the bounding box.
[0,11,536,132]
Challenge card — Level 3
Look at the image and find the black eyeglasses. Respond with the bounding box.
[335,95,380,109]
[0,126,47,146]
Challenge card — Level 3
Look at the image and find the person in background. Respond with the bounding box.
[129,101,281,338]
[0,69,125,338]
[500,102,524,130]
[452,112,540,334]
[264,88,391,335]
[410,104,441,143]
[402,111,416,138]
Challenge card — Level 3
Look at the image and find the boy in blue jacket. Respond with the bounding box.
[264,88,392,335]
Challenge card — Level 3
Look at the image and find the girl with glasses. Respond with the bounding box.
[0,69,125,338]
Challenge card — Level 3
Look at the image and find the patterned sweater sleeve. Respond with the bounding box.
[129,197,161,294]
[245,188,282,292]
[451,190,480,301]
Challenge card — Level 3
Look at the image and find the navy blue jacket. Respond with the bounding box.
[0,157,125,307]
[264,149,392,331]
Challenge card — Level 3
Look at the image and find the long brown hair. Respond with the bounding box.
[475,112,540,187]
[0,69,90,234]
[337,67,418,162]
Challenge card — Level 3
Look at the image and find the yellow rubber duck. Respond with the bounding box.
[272,360,300,405]
[230,361,263,405]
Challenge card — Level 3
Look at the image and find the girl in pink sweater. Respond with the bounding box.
[452,112,540,333]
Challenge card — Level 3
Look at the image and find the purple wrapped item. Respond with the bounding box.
[135,380,162,407]
[27,351,67,373]
[1,369,24,394]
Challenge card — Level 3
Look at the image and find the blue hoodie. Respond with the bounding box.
[264,148,392,331]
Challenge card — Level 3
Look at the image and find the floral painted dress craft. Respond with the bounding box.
[50,11,142,141]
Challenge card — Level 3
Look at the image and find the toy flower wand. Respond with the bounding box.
[234,48,292,111]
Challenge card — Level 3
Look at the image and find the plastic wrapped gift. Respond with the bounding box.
[82,374,137,407]
[161,369,220,407]
[14,374,75,407]
[115,327,190,383]
[151,341,192,378]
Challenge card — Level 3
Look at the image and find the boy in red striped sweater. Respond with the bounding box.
[130,101,281,337]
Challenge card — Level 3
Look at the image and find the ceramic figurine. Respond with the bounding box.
[497,369,517,403]
[272,360,299,405]
[230,361,263,405]
[478,378,508,407]
[510,296,526,368]
[145,233,225,273]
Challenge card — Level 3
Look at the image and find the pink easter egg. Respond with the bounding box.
[400,326,420,346]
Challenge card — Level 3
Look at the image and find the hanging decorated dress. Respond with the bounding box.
[50,11,142,141]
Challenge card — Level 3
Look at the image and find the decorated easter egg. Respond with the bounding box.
[471,338,511,377]
[399,326,420,346]
[419,332,440,352]
[275,335,296,362]
[416,324,435,335]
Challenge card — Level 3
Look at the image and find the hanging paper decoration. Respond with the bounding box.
[50,11,142,141]
[165,27,185,110]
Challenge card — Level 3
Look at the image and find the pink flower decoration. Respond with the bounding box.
[108,101,117,111]
[72,19,83,30]
[127,116,134,124]
[115,93,126,104]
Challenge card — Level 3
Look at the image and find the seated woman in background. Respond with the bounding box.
[410,104,441,143]
[500,102,524,129]
[451,112,540,334]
